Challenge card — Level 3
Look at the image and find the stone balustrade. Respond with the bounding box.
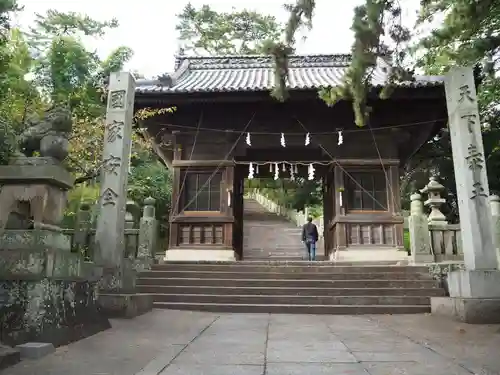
[62,197,158,268]
[408,177,500,265]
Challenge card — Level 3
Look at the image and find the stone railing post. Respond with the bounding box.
[408,193,433,264]
[420,177,447,226]
[74,202,93,258]
[125,199,140,229]
[136,197,158,270]
[491,194,500,266]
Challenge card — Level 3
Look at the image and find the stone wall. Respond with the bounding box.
[0,279,109,347]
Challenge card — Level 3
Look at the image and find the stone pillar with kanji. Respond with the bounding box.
[94,72,152,317]
[431,66,500,323]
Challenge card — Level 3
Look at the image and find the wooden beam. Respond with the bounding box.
[172,160,235,167]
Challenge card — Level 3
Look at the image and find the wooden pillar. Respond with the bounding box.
[322,169,334,258]
[232,165,244,259]
[334,165,347,250]
[389,165,404,249]
[168,132,181,248]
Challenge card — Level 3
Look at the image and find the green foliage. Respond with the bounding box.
[0,0,20,42]
[0,118,15,164]
[403,229,410,252]
[246,178,323,216]
[61,183,100,228]
[0,2,34,163]
[0,7,173,235]
[176,3,283,55]
[128,156,173,236]
[273,0,411,125]
[28,10,130,114]
[401,0,500,218]
[263,0,315,101]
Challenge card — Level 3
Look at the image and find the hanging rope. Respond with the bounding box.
[154,118,443,135]
[178,113,256,213]
[367,122,398,212]
[171,111,203,217]
[294,117,389,211]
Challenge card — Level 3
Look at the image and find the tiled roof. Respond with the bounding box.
[135,54,443,94]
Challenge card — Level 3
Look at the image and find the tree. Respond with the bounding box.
[175,5,323,212]
[25,10,168,185]
[0,8,173,229]
[176,3,283,55]
[264,0,500,220]
[409,0,500,211]
[0,0,27,164]
[267,0,411,126]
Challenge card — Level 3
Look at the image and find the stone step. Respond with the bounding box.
[0,344,20,370]
[243,253,306,256]
[140,270,433,280]
[148,294,431,305]
[162,262,406,268]
[243,257,310,261]
[137,277,439,288]
[138,285,445,296]
[151,264,428,273]
[152,302,430,314]
[243,256,307,260]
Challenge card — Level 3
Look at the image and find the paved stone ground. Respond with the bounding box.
[5,310,500,375]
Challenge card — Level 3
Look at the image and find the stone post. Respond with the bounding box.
[491,195,500,266]
[420,177,447,226]
[431,66,500,323]
[94,72,135,291]
[93,72,153,318]
[73,202,93,259]
[408,193,433,264]
[125,200,138,229]
[136,197,158,270]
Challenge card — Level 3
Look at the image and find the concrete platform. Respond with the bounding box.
[15,342,55,359]
[431,296,500,323]
[3,310,500,375]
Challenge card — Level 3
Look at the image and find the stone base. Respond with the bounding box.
[431,296,500,323]
[0,278,110,347]
[0,161,74,189]
[0,248,85,279]
[98,293,153,318]
[410,253,435,265]
[164,249,236,262]
[0,229,71,252]
[448,269,500,298]
[16,342,55,359]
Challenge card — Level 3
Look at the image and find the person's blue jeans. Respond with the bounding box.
[305,241,316,261]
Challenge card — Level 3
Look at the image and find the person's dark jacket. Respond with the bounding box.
[301,222,319,243]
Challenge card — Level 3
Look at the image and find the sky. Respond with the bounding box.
[13,0,422,78]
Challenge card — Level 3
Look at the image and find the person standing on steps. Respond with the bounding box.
[301,217,319,261]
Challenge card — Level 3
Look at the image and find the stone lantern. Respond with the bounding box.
[420,177,447,226]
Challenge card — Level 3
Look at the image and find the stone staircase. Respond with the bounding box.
[137,197,444,314]
[137,262,444,314]
[243,198,309,260]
